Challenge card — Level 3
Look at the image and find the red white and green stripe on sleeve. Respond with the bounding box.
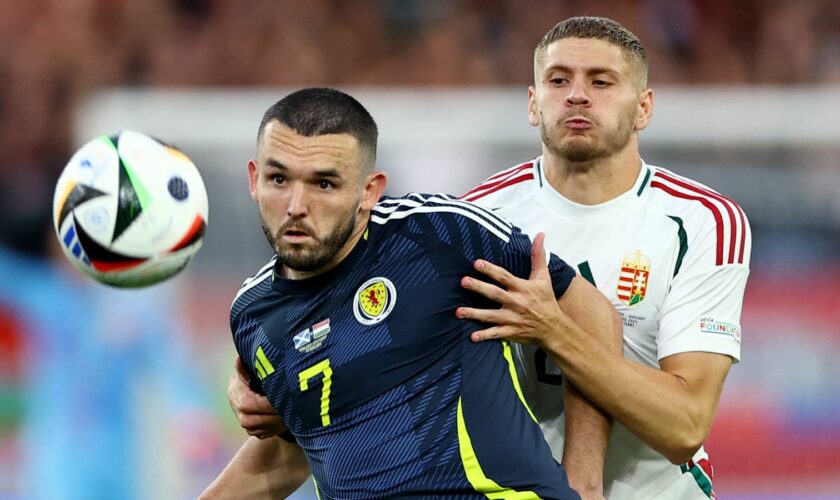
[460,161,535,202]
[650,168,748,266]
[681,456,716,499]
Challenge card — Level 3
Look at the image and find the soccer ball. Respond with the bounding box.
[53,130,208,287]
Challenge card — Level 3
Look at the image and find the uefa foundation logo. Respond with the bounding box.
[353,277,397,325]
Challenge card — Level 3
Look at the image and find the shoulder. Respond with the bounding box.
[230,255,276,326]
[371,192,515,244]
[459,159,539,208]
[645,165,751,267]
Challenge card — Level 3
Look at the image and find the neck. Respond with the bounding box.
[542,140,642,205]
[281,214,370,281]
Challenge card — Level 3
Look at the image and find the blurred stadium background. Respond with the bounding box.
[1,1,839,499]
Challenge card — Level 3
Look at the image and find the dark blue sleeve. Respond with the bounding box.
[401,194,575,298]
[547,252,576,298]
[497,226,576,299]
[230,312,267,396]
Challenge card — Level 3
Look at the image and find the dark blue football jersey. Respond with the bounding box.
[230,193,579,500]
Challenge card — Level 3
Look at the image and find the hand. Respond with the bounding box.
[228,356,288,439]
[456,232,567,346]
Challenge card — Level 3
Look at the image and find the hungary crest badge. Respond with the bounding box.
[617,250,650,306]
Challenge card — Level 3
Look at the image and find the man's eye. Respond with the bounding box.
[318,180,334,190]
[593,80,611,87]
[550,78,567,85]
[272,175,285,184]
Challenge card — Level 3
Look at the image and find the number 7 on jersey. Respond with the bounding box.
[299,359,333,426]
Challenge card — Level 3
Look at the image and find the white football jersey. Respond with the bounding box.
[463,157,751,500]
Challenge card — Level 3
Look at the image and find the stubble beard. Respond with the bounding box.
[541,106,637,165]
[260,209,358,273]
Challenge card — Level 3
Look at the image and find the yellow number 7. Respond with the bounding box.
[298,359,333,426]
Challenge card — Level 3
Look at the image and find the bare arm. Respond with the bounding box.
[544,336,731,464]
[556,277,623,498]
[198,436,311,500]
[200,357,311,498]
[458,232,732,465]
[535,273,731,463]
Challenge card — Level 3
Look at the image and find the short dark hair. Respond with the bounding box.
[535,16,648,88]
[257,87,379,167]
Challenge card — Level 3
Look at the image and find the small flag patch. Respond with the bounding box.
[293,329,312,349]
[312,319,331,339]
[293,319,332,353]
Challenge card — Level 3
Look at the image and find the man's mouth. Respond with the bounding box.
[563,117,593,129]
[281,227,312,243]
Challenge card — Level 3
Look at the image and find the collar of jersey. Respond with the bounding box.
[535,156,650,223]
[270,229,370,295]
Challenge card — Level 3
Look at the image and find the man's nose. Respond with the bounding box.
[286,184,309,217]
[565,80,591,106]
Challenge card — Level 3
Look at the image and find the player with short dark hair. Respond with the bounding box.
[200,88,621,499]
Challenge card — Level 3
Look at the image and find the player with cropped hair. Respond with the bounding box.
[459,16,750,500]
[201,87,622,499]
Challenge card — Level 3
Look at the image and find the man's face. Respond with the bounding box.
[529,37,651,163]
[248,122,369,274]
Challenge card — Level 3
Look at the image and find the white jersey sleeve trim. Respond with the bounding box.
[460,161,537,203]
[232,258,275,306]
[371,194,513,243]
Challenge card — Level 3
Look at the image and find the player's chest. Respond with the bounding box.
[511,208,682,363]
[254,252,464,427]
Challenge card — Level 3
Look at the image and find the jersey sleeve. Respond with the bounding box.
[442,193,576,299]
[656,214,752,362]
[382,193,575,299]
[229,312,267,395]
[229,273,275,395]
[499,226,576,300]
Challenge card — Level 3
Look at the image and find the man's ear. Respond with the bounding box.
[247,159,259,202]
[528,86,540,127]
[635,88,654,132]
[360,171,388,211]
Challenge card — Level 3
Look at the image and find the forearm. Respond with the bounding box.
[555,278,619,496]
[562,381,609,498]
[199,436,311,499]
[544,326,718,464]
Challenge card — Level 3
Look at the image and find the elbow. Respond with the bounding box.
[661,429,706,465]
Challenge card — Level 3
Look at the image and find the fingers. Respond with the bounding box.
[235,379,275,415]
[530,232,549,279]
[241,413,288,439]
[242,392,277,415]
[231,358,287,439]
[227,373,244,415]
[460,275,508,303]
[472,259,519,288]
[235,355,249,383]
[456,306,510,324]
[228,369,274,416]
[468,325,520,342]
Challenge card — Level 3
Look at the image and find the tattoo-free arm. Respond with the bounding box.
[198,436,310,500]
[556,277,623,498]
[459,232,733,464]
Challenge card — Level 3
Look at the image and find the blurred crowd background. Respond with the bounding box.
[1,0,839,499]
[3,0,840,258]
